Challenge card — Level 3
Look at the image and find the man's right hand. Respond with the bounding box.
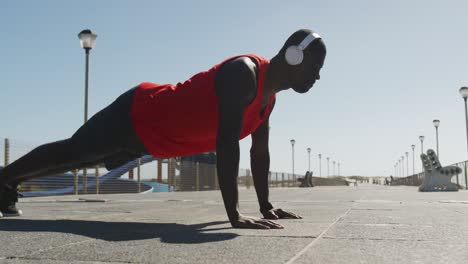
[231,215,284,229]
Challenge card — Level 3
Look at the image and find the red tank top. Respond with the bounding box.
[130,54,275,158]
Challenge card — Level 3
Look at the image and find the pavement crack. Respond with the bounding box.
[5,256,134,263]
[351,208,394,211]
[322,236,434,242]
[21,238,97,258]
[242,235,317,239]
[285,207,353,264]
[285,194,367,264]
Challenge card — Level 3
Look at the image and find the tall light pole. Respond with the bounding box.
[326,157,330,177]
[400,158,404,177]
[78,29,97,124]
[397,160,400,177]
[290,139,295,184]
[459,87,468,190]
[405,152,409,176]
[399,160,402,177]
[401,156,405,177]
[318,154,322,177]
[419,136,425,155]
[307,147,311,172]
[395,161,399,177]
[333,160,336,176]
[338,162,340,176]
[411,144,415,175]
[399,159,402,177]
[78,29,97,194]
[433,119,440,156]
[419,135,424,174]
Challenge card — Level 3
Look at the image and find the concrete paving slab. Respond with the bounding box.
[23,236,313,264]
[294,238,468,264]
[325,222,468,242]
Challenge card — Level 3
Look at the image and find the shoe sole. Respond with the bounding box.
[1,210,23,217]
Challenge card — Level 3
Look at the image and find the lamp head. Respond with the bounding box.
[459,87,468,99]
[78,29,97,50]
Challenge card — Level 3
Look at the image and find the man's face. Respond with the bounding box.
[290,44,326,93]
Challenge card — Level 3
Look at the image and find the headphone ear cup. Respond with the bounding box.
[285,45,303,66]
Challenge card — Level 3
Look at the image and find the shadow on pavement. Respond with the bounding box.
[0,219,237,244]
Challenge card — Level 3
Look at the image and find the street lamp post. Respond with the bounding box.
[78,29,97,124]
[338,162,340,176]
[290,139,295,186]
[333,160,336,176]
[459,87,468,189]
[307,147,311,172]
[318,154,322,177]
[401,158,404,177]
[419,136,425,155]
[411,144,415,175]
[326,157,330,177]
[433,119,440,156]
[419,135,425,174]
[399,159,402,177]
[399,160,402,177]
[78,29,97,194]
[405,152,409,176]
[401,156,405,177]
[397,160,400,177]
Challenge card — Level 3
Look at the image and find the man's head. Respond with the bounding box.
[278,29,327,93]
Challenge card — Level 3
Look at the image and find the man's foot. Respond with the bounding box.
[0,184,23,217]
[231,214,283,229]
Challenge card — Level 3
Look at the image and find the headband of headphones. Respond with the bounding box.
[298,32,321,50]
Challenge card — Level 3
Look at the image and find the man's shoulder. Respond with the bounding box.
[234,54,269,67]
[217,56,257,79]
[219,54,268,67]
[214,56,260,102]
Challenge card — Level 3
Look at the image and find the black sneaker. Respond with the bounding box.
[0,184,23,217]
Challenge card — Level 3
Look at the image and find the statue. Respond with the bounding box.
[419,149,461,192]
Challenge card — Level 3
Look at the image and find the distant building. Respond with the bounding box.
[179,152,217,191]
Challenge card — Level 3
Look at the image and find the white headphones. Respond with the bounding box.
[285,32,321,66]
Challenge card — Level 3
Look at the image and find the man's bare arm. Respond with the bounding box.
[215,57,282,229]
[250,114,273,213]
[250,101,303,220]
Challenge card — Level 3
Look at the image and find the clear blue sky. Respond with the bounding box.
[2,0,468,177]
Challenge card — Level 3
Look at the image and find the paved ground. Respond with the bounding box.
[1,184,468,264]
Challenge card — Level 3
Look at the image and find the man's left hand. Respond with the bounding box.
[262,208,302,220]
